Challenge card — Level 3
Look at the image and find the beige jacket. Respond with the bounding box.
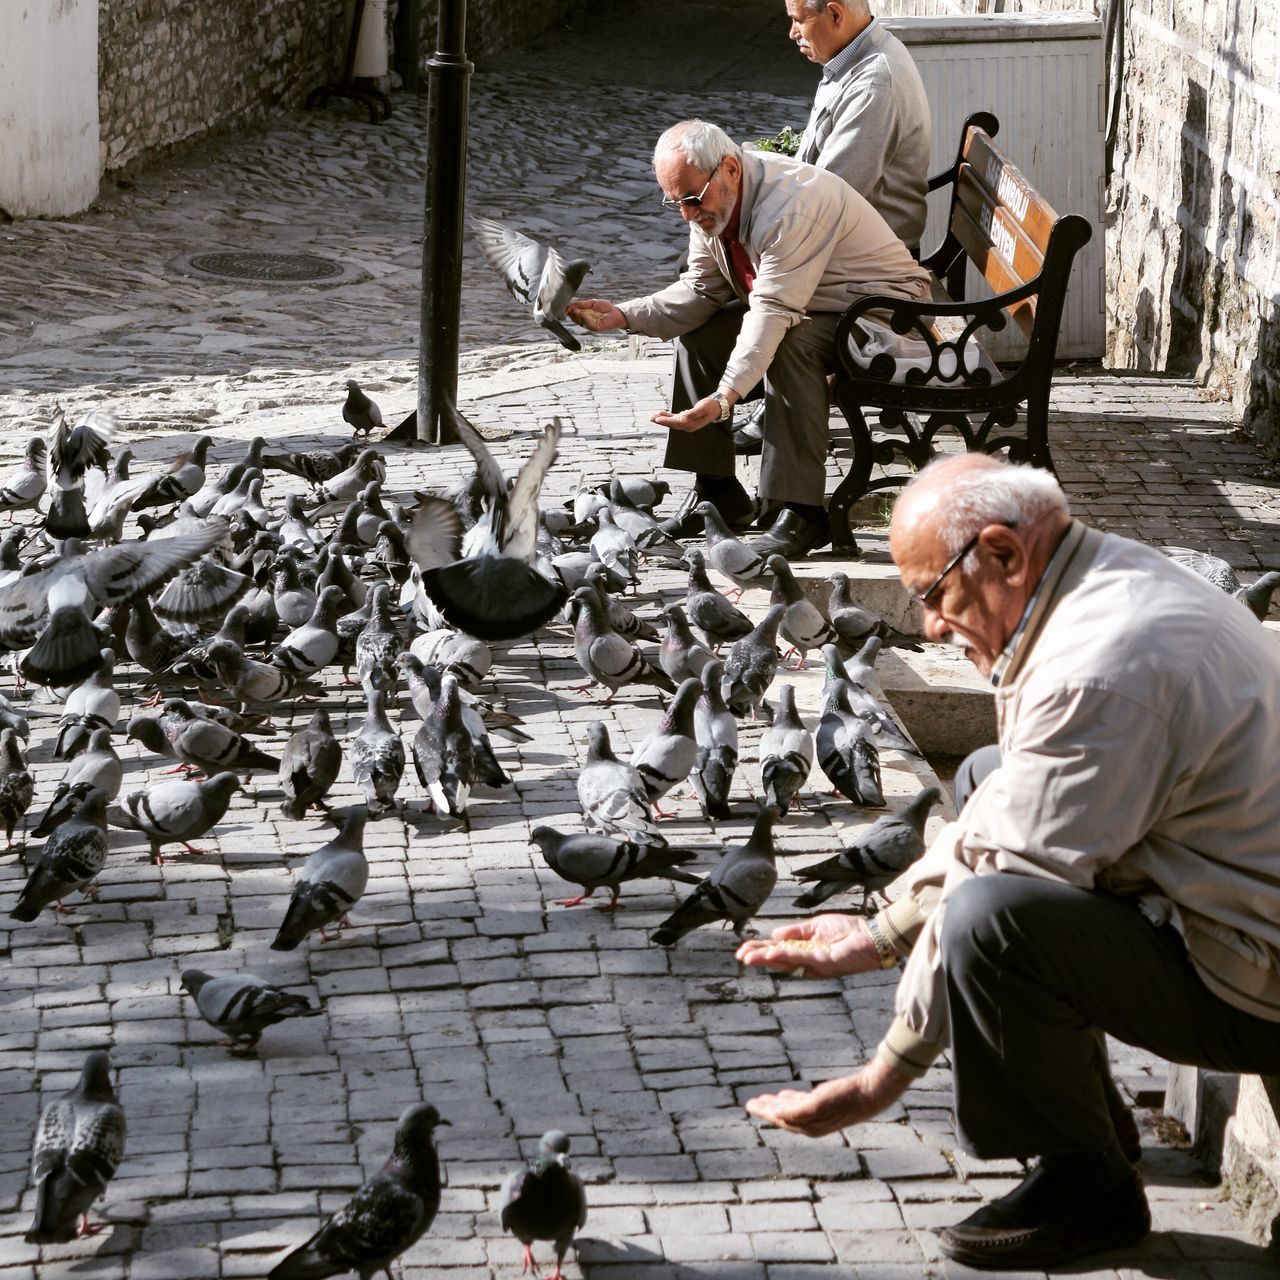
[876,522,1280,1078]
[619,149,931,398]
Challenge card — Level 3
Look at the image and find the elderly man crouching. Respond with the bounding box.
[739,454,1280,1269]
[568,119,930,560]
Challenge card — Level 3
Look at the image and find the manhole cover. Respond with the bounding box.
[185,251,346,282]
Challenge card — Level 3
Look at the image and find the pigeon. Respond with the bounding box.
[33,730,123,837]
[342,380,384,440]
[279,710,343,821]
[107,771,241,865]
[696,502,772,597]
[632,677,703,814]
[1162,547,1280,620]
[721,603,785,721]
[691,659,738,820]
[316,448,387,506]
[124,596,193,681]
[205,639,322,710]
[816,679,885,808]
[583,563,658,642]
[569,586,675,702]
[268,585,346,677]
[350,688,405,818]
[46,407,114,541]
[658,603,717,684]
[598,477,670,511]
[262,442,363,488]
[411,674,475,828]
[577,722,665,849]
[413,412,568,641]
[271,806,369,949]
[401,655,508,788]
[820,644,919,757]
[767,554,837,663]
[181,969,323,1056]
[0,726,34,849]
[152,556,251,625]
[53,649,121,761]
[10,788,109,920]
[827,571,921,651]
[499,1130,588,1280]
[272,557,318,631]
[25,1051,126,1244]
[530,826,702,911]
[589,508,639,584]
[793,786,943,910]
[355,583,403,696]
[473,216,590,351]
[157,698,282,777]
[132,435,212,510]
[758,683,813,816]
[683,547,753,647]
[651,805,780,947]
[0,436,47,521]
[268,1101,447,1280]
[276,495,326,553]
[408,628,493,691]
[210,467,263,523]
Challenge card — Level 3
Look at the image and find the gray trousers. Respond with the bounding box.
[666,305,842,507]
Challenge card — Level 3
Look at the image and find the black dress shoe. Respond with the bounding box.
[661,487,756,539]
[937,1152,1150,1270]
[747,508,831,559]
[733,402,765,456]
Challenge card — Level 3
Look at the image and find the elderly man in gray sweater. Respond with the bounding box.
[568,119,931,559]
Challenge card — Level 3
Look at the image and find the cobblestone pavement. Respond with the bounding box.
[2,2,1280,1278]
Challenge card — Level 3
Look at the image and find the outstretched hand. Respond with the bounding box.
[745,1057,912,1138]
[565,298,627,332]
[736,913,877,978]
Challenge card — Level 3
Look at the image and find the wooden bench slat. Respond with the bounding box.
[963,131,1060,255]
[956,166,1046,286]
[951,203,1038,336]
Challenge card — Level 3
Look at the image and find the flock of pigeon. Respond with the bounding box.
[4,390,940,1276]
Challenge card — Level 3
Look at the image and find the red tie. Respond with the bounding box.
[722,226,756,294]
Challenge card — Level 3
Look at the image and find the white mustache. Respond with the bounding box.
[937,631,970,651]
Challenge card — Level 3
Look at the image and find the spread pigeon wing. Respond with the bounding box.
[83,525,229,605]
[405,496,465,572]
[505,418,561,562]
[474,217,543,306]
[443,404,505,502]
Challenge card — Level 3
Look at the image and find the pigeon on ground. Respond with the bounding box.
[793,786,943,910]
[10,788,109,920]
[157,698,282,777]
[473,216,590,351]
[820,644,919,757]
[827,571,921,651]
[721,603,785,721]
[607,486,686,564]
[598,477,670,511]
[276,495,326,553]
[1162,547,1280,620]
[589,508,639,585]
[268,1101,446,1280]
[205,639,322,710]
[759,683,813,816]
[400,655,508,789]
[268,585,345,677]
[570,586,675,702]
[411,674,475,829]
[767,554,837,663]
[583,563,658,642]
[408,628,493,691]
[691,659,738,820]
[632,677,703,815]
[262,442,363,488]
[107,772,241,865]
[816,679,885,808]
[53,649,120,761]
[34,731,123,837]
[531,827,702,911]
[499,1130,587,1280]
[651,805,780,947]
[577,722,664,849]
[0,436,47,521]
[271,807,369,949]
[272,557,318,631]
[696,502,772,597]
[279,710,343,821]
[25,1051,125,1244]
[124,594,188,682]
[350,689,405,819]
[355,583,402,696]
[683,548,753,647]
[132,436,211,510]
[315,448,386,507]
[342,380,383,440]
[659,603,716,684]
[181,969,323,1056]
[0,727,34,849]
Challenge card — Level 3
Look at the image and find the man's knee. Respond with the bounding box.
[953,744,1001,812]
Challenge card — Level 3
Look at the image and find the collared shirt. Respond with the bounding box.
[821,16,878,84]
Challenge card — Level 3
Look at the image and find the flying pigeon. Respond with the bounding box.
[758,683,813,816]
[499,1130,588,1280]
[272,806,369,950]
[342,380,383,440]
[530,826,701,911]
[46,407,114,541]
[181,969,323,1056]
[279,710,343,821]
[10,788,109,920]
[691,659,738,820]
[473,216,590,351]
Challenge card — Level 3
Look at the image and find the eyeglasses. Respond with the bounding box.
[661,162,720,211]
[912,522,1014,610]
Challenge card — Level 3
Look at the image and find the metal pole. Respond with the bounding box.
[413,0,471,445]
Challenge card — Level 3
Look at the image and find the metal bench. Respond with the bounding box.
[826,111,1093,555]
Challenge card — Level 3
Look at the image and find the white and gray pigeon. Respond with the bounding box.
[107,771,242,865]
[46,407,114,541]
[350,688,405,819]
[181,969,323,1056]
[268,1102,446,1280]
[827,571,921,652]
[473,216,590,351]
[402,656,509,789]
[355,582,403,696]
[33,729,123,837]
[659,603,716,684]
[268,585,345,677]
[683,547,753,648]
[577,722,665,849]
[411,673,475,829]
[279,709,343,821]
[530,826,702,911]
[570,586,676,702]
[10,788,109,921]
[696,502,772,597]
[205,638,322,710]
[1162,546,1280,620]
[0,436,47,521]
[583,563,659,643]
[499,1129,588,1280]
[650,805,780,947]
[411,411,568,640]
[25,1051,125,1244]
[816,678,885,809]
[759,683,813,816]
[793,785,943,910]
[588,507,639,585]
[271,806,369,950]
[632,677,703,814]
[767,554,837,663]
[691,659,739,820]
[408,627,493,691]
[721,603,785,722]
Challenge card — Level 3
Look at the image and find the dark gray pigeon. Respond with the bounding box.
[399,654,509,789]
[355,583,402,696]
[531,826,702,911]
[691,659,739,820]
[10,788,109,921]
[181,969,323,1056]
[411,673,475,829]
[499,1130,587,1280]
[206,638,322,710]
[0,726,34,850]
[758,683,813,816]
[473,217,590,351]
[651,805,780,947]
[816,679,885,808]
[570,586,676,702]
[794,785,942,910]
[279,709,343,821]
[721,603,785,721]
[683,547,753,647]
[659,603,716,684]
[577,722,664,849]
[827,571,921,651]
[25,1051,125,1244]
[268,1102,446,1280]
[350,689,405,819]
[271,807,369,950]
[632,677,703,814]
[342,379,383,440]
[583,563,658,643]
[768,554,837,663]
[107,771,242,865]
[157,697,282,776]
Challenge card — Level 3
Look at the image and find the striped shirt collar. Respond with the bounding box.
[821,16,877,83]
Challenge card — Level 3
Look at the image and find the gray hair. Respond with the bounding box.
[653,120,742,175]
[909,459,1071,562]
[800,0,872,17]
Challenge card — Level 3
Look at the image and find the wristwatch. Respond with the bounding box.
[711,391,732,422]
